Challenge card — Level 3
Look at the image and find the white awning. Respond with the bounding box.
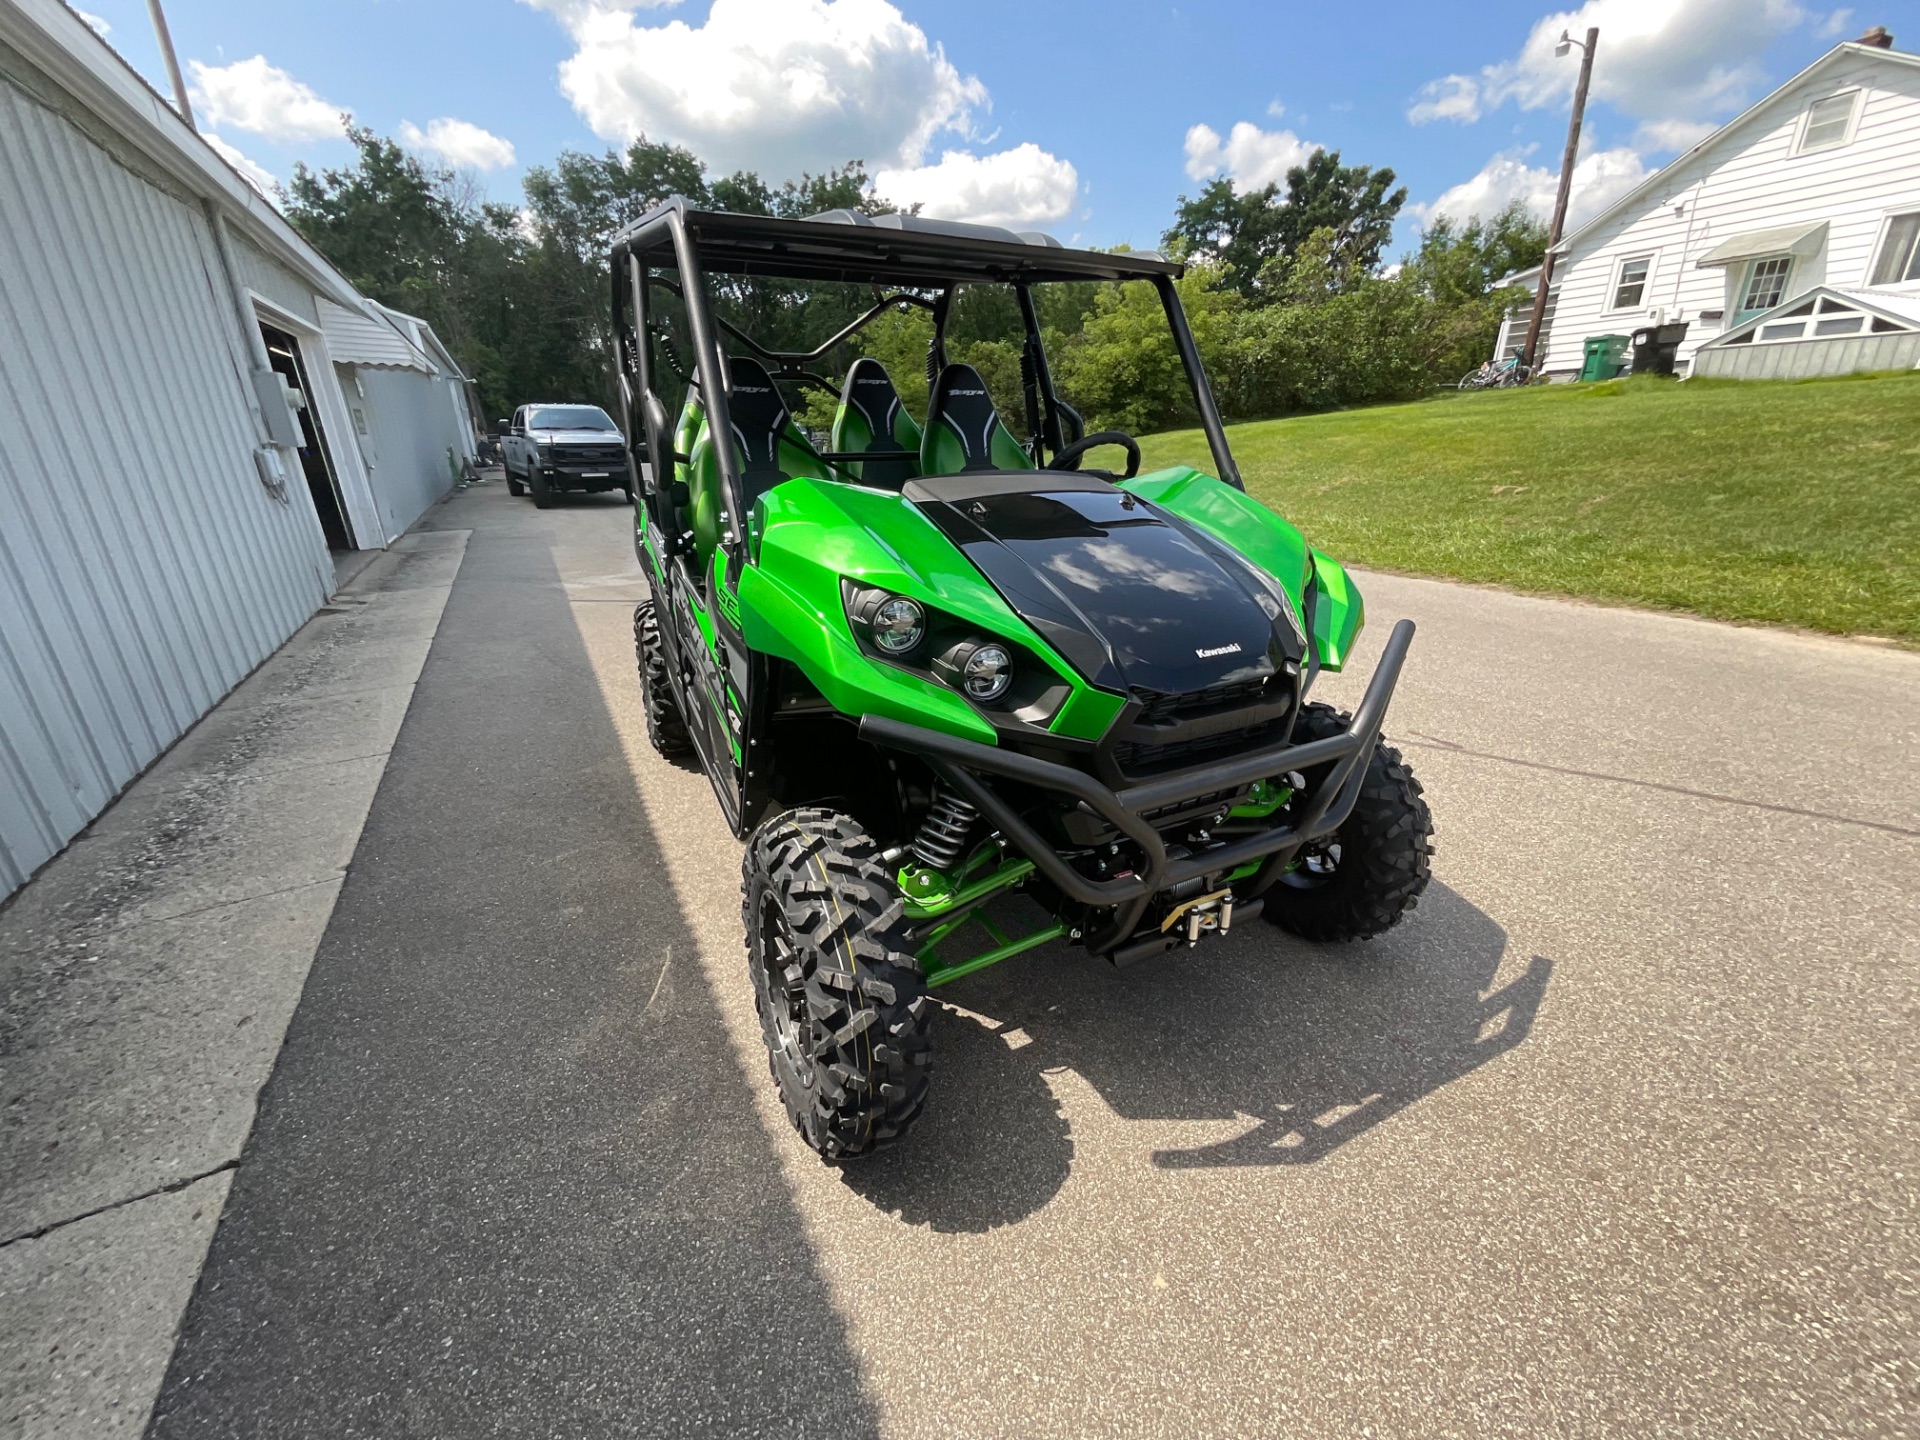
[317,298,432,371]
[1694,221,1829,268]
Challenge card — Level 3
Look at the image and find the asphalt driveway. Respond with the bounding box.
[146,480,1920,1439]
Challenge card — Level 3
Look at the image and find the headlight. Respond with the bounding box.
[871,597,925,653]
[962,644,1012,701]
[935,639,1014,704]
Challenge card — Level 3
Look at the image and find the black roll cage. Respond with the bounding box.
[609,198,1244,569]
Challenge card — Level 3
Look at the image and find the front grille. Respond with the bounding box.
[1131,676,1270,726]
[555,444,626,465]
[1112,717,1290,778]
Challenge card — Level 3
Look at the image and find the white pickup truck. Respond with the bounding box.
[499,403,633,508]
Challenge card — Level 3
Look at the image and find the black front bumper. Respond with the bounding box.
[860,619,1414,951]
[542,465,627,491]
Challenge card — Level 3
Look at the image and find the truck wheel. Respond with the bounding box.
[633,600,692,758]
[505,462,525,497]
[1263,702,1433,942]
[530,468,556,509]
[743,808,933,1160]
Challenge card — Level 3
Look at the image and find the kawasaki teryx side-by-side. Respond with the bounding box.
[611,201,1434,1159]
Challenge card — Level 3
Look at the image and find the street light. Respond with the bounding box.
[1519,26,1600,377]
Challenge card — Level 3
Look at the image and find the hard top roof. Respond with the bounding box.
[610,198,1184,287]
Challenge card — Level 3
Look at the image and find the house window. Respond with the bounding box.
[1797,91,1857,153]
[1738,256,1793,320]
[1869,212,1920,285]
[1612,256,1652,309]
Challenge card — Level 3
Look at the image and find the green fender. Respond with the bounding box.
[1120,466,1365,672]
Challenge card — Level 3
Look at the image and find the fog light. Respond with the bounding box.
[872,596,926,653]
[963,644,1012,701]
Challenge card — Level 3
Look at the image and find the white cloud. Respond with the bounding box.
[1417,145,1652,230]
[1407,74,1482,125]
[1632,117,1718,151]
[1412,0,1809,127]
[187,55,344,142]
[74,8,110,37]
[399,118,517,171]
[1182,121,1320,189]
[522,0,683,25]
[204,133,278,194]
[521,0,988,177]
[1265,99,1287,119]
[1816,7,1854,38]
[874,143,1077,227]
[1496,0,1805,119]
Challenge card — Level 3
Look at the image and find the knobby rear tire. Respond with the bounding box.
[633,600,693,758]
[1263,702,1434,942]
[743,809,933,1160]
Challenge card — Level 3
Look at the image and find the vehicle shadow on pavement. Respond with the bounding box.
[839,883,1551,1232]
[147,519,883,1439]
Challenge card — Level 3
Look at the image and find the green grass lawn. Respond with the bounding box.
[1137,371,1920,642]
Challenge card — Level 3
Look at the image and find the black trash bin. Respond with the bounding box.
[1630,321,1690,377]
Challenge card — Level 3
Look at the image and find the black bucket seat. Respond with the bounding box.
[919,363,1032,475]
[830,358,922,489]
[685,356,828,562]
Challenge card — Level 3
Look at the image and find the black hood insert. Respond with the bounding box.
[904,472,1304,700]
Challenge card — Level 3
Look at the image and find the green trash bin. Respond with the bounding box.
[1581,334,1630,382]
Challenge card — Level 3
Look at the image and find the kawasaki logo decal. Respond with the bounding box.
[1195,643,1243,658]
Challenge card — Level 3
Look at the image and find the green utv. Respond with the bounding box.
[612,201,1433,1160]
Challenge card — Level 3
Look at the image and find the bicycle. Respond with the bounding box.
[1458,355,1532,391]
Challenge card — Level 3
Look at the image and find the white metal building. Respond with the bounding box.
[1498,35,1920,381]
[0,0,471,897]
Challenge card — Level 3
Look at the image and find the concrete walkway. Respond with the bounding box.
[5,479,1918,1438]
[0,531,467,1438]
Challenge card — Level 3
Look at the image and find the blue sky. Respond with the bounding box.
[75,0,1915,254]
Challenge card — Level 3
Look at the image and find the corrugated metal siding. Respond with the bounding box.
[0,72,332,896]
[1544,53,1920,373]
[231,232,318,326]
[351,365,460,538]
[1692,331,1920,379]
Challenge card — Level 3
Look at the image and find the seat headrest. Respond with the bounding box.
[725,356,792,476]
[834,358,921,489]
[841,358,908,450]
[924,363,1012,473]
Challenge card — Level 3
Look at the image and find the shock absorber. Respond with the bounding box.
[911,788,979,871]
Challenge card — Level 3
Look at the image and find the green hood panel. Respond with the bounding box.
[739,477,1120,743]
[1120,466,1365,673]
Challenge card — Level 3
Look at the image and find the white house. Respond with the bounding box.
[1496,33,1920,381]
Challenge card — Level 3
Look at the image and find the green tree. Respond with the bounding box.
[1258,150,1407,290]
[1406,201,1548,310]
[1162,178,1286,299]
[284,127,469,338]
[1166,151,1407,301]
[1053,267,1240,433]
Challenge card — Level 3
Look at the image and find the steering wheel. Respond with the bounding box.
[1048,430,1141,479]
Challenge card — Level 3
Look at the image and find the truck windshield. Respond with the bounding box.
[528,406,617,431]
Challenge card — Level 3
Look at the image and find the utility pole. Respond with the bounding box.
[1519,26,1597,376]
[144,0,195,129]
